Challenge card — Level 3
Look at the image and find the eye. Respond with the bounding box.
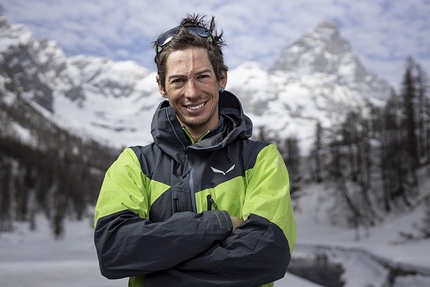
[197,74,211,81]
[171,78,185,84]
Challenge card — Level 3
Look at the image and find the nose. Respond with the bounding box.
[184,78,200,99]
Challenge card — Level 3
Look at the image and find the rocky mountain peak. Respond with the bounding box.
[314,20,340,38]
[0,14,56,112]
[270,20,352,74]
[269,20,391,102]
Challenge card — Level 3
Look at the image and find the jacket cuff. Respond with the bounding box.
[212,210,232,232]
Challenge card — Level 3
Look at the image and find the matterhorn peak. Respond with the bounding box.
[269,20,351,74]
[268,19,390,102]
[314,20,339,36]
[313,20,351,56]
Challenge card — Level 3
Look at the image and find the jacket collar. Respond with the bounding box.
[151,91,253,161]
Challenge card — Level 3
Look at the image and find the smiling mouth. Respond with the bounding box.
[186,102,206,110]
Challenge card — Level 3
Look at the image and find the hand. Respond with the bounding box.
[230,217,244,235]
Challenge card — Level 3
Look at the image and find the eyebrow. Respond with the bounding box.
[196,69,213,76]
[167,69,213,82]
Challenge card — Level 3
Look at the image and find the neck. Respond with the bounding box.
[182,127,211,144]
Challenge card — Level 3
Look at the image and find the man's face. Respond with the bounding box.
[158,47,227,138]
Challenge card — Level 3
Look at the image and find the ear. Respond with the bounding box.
[156,75,167,98]
[219,71,228,92]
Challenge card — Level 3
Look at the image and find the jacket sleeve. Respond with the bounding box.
[94,148,233,279]
[144,144,297,287]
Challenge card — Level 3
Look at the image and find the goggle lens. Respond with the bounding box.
[156,25,214,53]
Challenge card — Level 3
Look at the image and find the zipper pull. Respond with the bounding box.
[207,194,218,211]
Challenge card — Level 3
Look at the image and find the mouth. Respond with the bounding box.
[185,102,206,110]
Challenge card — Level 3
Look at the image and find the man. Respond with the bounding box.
[94,14,296,287]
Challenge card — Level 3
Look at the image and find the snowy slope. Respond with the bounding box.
[52,55,161,148]
[291,165,430,287]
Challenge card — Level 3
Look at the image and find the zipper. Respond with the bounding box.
[173,198,180,213]
[188,153,197,213]
[182,126,211,144]
[207,194,218,211]
[182,127,195,144]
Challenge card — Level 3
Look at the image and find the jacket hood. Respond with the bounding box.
[151,90,253,161]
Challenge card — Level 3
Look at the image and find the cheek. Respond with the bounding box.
[164,86,176,99]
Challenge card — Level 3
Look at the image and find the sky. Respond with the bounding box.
[1,0,429,90]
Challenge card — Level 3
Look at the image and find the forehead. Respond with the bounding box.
[165,47,213,75]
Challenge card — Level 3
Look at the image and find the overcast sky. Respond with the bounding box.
[1,0,429,90]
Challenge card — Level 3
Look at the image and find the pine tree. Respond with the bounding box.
[312,121,323,183]
[420,199,430,238]
[284,136,301,193]
[0,159,13,231]
[401,57,419,172]
[414,64,430,163]
[379,90,400,211]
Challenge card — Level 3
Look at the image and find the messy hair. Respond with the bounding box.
[153,14,228,89]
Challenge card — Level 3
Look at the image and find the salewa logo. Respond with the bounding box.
[211,164,235,175]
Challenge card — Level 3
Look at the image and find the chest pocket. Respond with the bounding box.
[191,148,246,217]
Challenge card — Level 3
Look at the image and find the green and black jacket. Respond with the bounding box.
[94,91,296,287]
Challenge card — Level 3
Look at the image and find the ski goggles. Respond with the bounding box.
[155,25,214,53]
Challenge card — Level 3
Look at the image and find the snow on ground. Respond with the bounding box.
[291,168,430,287]
[295,184,430,271]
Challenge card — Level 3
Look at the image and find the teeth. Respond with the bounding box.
[187,103,204,110]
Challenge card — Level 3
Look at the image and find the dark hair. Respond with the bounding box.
[153,14,228,89]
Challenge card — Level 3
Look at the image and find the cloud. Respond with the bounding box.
[1,0,429,88]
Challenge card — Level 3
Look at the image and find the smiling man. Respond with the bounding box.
[94,14,296,287]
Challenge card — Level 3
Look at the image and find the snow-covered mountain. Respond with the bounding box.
[228,20,391,152]
[0,13,391,154]
[270,20,390,102]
